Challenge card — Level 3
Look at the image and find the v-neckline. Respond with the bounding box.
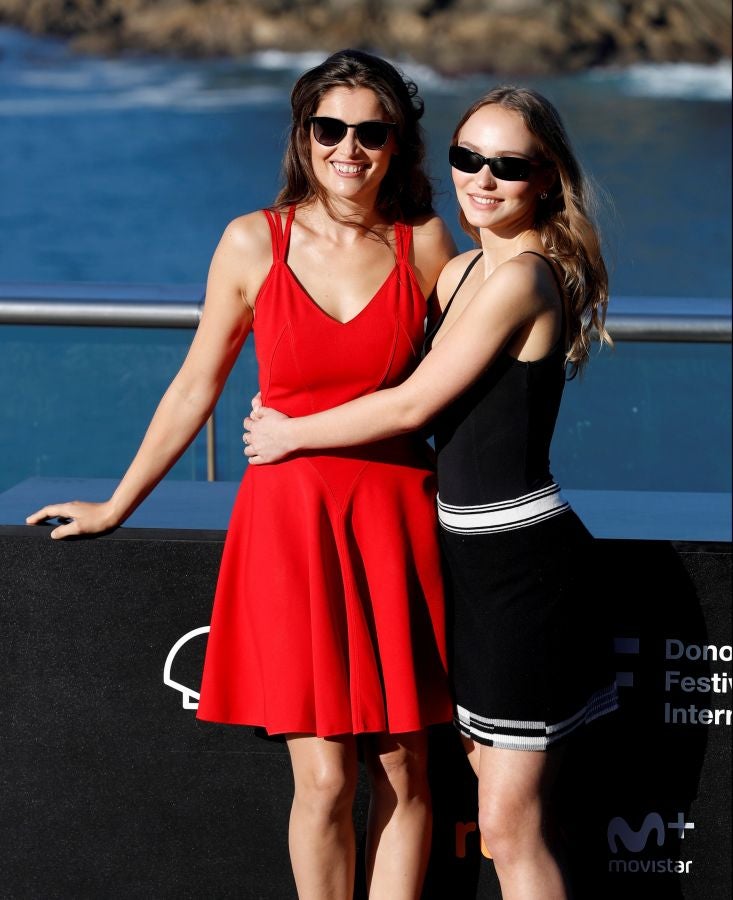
[282,260,398,326]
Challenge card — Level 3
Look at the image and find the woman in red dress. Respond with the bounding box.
[27,50,456,899]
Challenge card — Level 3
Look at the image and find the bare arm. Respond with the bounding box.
[244,258,553,463]
[27,215,266,538]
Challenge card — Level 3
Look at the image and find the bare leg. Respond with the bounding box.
[475,743,567,900]
[285,733,359,900]
[461,733,480,776]
[363,730,431,900]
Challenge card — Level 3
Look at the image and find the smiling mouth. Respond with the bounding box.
[471,195,501,206]
[332,162,369,175]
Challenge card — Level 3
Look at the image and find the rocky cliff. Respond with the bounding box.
[0,0,730,74]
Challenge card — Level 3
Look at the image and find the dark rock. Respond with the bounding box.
[0,0,729,73]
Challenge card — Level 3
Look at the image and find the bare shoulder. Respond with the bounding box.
[408,213,458,299]
[435,249,482,309]
[411,213,454,249]
[473,253,553,320]
[209,210,274,306]
[410,213,457,266]
[217,210,272,259]
[495,252,561,309]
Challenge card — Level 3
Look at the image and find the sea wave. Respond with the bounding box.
[243,50,733,100]
[14,60,172,91]
[247,49,333,72]
[0,68,286,115]
[247,48,472,94]
[1,25,730,115]
[586,60,732,100]
[207,48,733,100]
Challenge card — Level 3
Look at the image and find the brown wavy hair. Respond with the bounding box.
[274,49,434,224]
[452,86,611,373]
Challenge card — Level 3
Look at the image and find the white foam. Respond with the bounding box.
[247,49,331,73]
[15,70,101,90]
[0,71,285,115]
[587,60,732,100]
[247,48,468,94]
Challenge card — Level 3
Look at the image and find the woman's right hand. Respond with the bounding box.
[25,500,119,540]
[243,403,293,464]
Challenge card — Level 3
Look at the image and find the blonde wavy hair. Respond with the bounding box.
[452,86,611,373]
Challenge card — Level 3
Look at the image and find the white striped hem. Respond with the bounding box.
[454,683,619,751]
[437,482,569,534]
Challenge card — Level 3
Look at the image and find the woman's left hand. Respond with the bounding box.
[243,406,293,464]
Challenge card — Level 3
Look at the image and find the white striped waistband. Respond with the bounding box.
[437,482,569,534]
[454,682,619,751]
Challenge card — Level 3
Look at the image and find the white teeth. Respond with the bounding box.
[333,163,366,174]
[472,196,499,206]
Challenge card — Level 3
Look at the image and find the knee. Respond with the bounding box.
[370,745,429,802]
[294,762,356,821]
[478,797,540,866]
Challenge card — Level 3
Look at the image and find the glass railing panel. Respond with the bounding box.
[0,324,207,494]
[1,323,730,496]
[553,341,731,491]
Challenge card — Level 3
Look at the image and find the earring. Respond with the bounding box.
[540,191,548,200]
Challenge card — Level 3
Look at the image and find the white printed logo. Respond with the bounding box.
[163,626,210,709]
[607,812,695,875]
[608,812,694,853]
[608,813,664,853]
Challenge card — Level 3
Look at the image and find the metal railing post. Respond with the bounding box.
[206,414,216,483]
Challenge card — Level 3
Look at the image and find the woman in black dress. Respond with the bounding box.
[244,87,618,898]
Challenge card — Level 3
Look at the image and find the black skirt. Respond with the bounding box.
[440,508,618,751]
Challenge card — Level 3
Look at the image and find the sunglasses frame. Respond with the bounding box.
[449,145,548,181]
[307,116,397,151]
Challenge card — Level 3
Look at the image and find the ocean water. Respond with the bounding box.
[1,30,731,293]
[0,28,731,496]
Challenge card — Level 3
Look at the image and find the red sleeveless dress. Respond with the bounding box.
[196,207,452,736]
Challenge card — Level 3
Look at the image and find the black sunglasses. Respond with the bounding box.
[449,145,547,181]
[308,116,396,151]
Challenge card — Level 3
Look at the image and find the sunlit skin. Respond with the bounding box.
[309,85,397,213]
[451,104,551,241]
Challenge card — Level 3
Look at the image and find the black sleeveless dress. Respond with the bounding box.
[425,251,618,751]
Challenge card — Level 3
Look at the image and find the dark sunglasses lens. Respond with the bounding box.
[449,146,535,181]
[311,117,346,146]
[355,122,392,149]
[449,146,483,173]
[490,157,531,181]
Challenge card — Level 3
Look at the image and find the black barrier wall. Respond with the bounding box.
[1,526,730,899]
[423,540,732,900]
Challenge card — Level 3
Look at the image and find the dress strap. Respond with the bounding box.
[393,221,412,263]
[262,206,296,261]
[445,250,483,313]
[262,209,283,259]
[281,205,296,259]
[422,251,483,356]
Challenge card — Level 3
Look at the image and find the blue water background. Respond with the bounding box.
[0,29,730,495]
